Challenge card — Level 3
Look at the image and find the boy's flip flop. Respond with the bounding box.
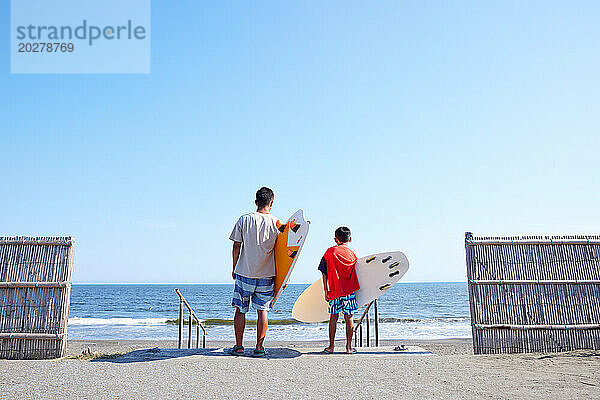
[228,345,244,356]
[253,349,267,358]
[322,348,334,354]
[345,348,357,354]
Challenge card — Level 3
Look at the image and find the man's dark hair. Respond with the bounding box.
[335,226,351,243]
[256,187,274,209]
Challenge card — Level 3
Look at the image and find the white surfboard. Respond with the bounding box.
[292,251,409,323]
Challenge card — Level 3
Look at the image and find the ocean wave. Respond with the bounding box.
[165,318,298,326]
[378,317,470,323]
[67,316,472,340]
[69,316,470,327]
[69,317,169,326]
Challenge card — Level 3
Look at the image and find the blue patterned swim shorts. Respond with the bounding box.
[232,274,274,314]
[328,293,358,316]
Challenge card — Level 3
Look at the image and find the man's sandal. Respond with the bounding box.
[228,345,244,356]
[253,349,267,358]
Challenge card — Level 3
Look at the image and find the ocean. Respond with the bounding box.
[68,283,471,341]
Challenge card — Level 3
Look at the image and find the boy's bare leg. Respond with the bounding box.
[344,314,355,353]
[326,313,339,352]
[234,308,245,347]
[256,309,268,351]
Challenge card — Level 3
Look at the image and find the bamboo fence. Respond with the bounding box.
[0,236,74,359]
[466,232,600,354]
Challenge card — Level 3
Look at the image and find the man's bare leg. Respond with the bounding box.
[325,313,339,352]
[344,314,355,353]
[256,309,268,351]
[234,308,245,347]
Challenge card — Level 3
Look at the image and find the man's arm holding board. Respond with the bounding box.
[276,220,285,232]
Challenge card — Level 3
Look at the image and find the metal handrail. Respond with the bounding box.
[174,289,207,348]
[353,300,380,347]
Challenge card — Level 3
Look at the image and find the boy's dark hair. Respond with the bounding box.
[256,187,274,209]
[335,226,351,243]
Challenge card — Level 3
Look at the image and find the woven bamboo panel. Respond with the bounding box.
[0,236,74,359]
[466,233,600,354]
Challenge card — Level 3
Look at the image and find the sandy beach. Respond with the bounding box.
[1,338,598,399]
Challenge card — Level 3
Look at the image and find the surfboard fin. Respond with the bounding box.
[389,270,400,277]
[379,284,391,291]
[389,261,400,269]
[366,256,376,263]
[382,256,392,263]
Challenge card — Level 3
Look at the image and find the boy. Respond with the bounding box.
[318,226,360,354]
[228,187,283,357]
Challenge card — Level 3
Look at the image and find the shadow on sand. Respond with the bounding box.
[92,347,302,363]
[304,350,432,356]
[303,345,432,356]
[536,350,600,360]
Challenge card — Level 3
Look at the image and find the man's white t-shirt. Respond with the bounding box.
[229,212,280,279]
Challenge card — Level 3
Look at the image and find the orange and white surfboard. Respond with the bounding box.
[272,209,309,305]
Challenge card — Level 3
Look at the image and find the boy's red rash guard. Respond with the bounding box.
[323,246,360,300]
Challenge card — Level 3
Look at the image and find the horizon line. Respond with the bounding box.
[72,280,467,285]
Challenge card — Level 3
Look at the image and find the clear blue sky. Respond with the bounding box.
[1,1,599,283]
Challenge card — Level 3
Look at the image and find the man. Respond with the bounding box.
[228,187,283,357]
